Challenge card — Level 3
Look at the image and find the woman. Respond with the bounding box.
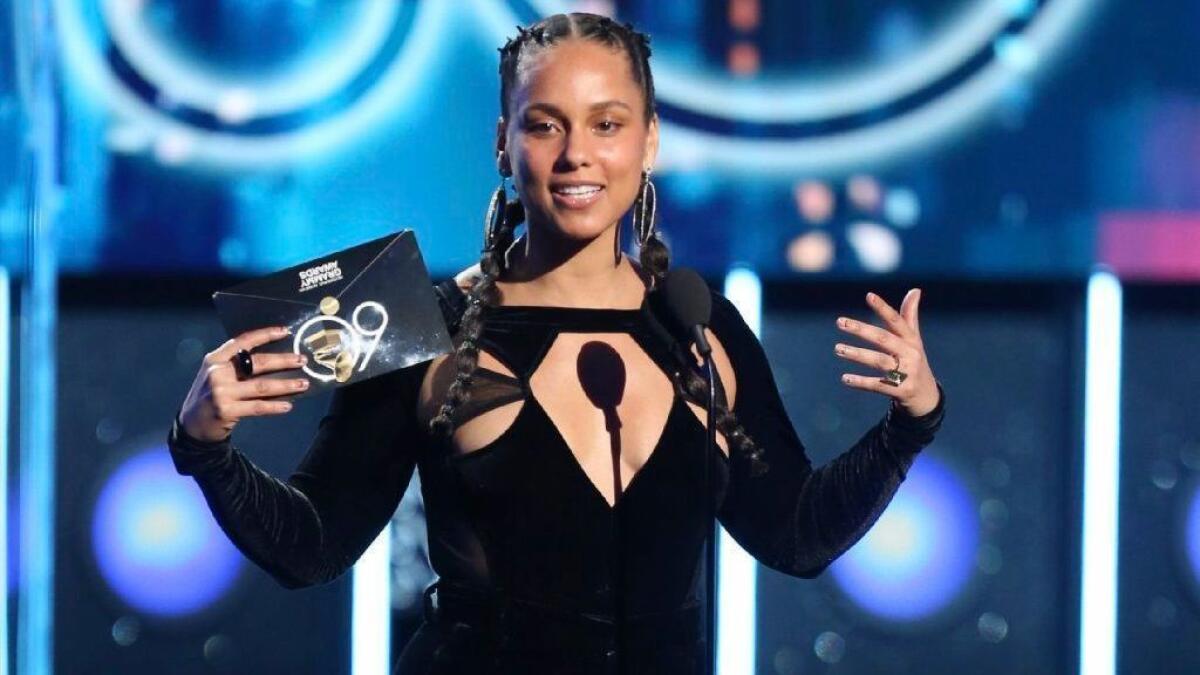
[170,13,945,674]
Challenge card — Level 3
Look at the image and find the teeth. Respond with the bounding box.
[555,185,601,195]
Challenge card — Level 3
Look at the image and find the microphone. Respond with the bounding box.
[657,267,713,358]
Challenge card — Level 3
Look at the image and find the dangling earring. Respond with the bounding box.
[613,205,624,265]
[632,168,657,249]
[483,174,509,258]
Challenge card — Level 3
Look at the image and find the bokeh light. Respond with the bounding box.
[786,230,835,273]
[830,456,979,622]
[794,181,835,225]
[91,447,243,618]
[847,221,902,273]
[1186,485,1200,590]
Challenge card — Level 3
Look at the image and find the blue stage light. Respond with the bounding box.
[91,447,243,618]
[828,455,979,623]
[1187,486,1200,588]
[56,0,452,168]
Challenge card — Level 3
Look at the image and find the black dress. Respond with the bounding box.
[167,279,945,674]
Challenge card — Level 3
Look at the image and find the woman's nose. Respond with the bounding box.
[558,128,593,168]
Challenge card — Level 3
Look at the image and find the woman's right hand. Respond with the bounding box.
[178,325,310,443]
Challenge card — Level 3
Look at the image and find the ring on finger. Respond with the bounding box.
[232,348,254,381]
[879,353,908,387]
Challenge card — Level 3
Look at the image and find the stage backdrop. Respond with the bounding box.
[0,0,1191,283]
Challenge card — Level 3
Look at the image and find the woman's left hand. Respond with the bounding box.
[834,288,940,417]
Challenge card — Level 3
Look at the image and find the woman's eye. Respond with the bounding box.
[528,122,556,134]
[596,120,621,133]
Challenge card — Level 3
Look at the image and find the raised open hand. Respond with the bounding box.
[834,289,940,417]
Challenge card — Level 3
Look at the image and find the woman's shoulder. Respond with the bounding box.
[430,265,481,334]
[451,264,483,291]
[700,285,753,343]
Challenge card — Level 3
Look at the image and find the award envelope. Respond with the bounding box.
[212,229,452,401]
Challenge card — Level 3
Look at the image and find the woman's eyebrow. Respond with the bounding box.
[522,100,632,117]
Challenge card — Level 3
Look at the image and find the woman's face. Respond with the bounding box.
[499,37,658,244]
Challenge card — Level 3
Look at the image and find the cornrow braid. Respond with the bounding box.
[498,13,656,122]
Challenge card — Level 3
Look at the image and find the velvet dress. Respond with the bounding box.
[167,278,946,674]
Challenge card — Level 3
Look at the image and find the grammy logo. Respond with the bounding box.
[294,295,389,383]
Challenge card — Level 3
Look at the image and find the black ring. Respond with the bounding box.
[232,349,254,381]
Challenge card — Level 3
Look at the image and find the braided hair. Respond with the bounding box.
[429,13,765,472]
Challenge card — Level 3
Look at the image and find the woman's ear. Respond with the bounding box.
[643,113,660,171]
[495,116,512,176]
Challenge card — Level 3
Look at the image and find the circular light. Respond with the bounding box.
[977,611,1009,642]
[847,175,884,213]
[1185,485,1200,590]
[813,631,846,664]
[786,230,835,273]
[847,221,902,273]
[487,0,1098,172]
[794,181,835,224]
[55,0,452,167]
[829,455,979,623]
[101,0,398,119]
[884,188,921,228]
[91,447,243,617]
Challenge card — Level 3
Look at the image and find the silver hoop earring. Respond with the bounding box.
[633,170,657,248]
[483,176,509,256]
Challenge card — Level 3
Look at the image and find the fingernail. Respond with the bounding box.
[842,374,851,383]
[277,326,289,335]
[297,380,308,389]
[282,402,293,410]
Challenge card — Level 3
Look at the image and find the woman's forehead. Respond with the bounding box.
[511,39,640,113]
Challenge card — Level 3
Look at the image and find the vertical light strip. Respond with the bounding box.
[351,522,392,675]
[718,266,761,674]
[0,267,10,675]
[1080,268,1122,675]
[15,0,59,671]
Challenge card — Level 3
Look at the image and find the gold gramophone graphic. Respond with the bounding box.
[294,295,389,384]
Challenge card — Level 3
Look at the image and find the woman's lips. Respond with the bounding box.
[550,185,604,209]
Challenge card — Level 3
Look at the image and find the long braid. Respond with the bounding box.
[637,217,768,473]
[428,200,520,438]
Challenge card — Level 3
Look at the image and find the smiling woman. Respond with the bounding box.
[167,11,945,675]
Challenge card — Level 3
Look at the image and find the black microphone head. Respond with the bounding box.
[660,267,712,328]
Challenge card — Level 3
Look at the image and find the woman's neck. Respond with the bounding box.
[497,222,647,308]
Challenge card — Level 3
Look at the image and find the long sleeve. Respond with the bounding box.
[166,362,430,589]
[710,291,945,579]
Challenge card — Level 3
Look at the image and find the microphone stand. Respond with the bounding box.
[692,327,717,675]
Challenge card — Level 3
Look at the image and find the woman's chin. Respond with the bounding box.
[540,214,617,242]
